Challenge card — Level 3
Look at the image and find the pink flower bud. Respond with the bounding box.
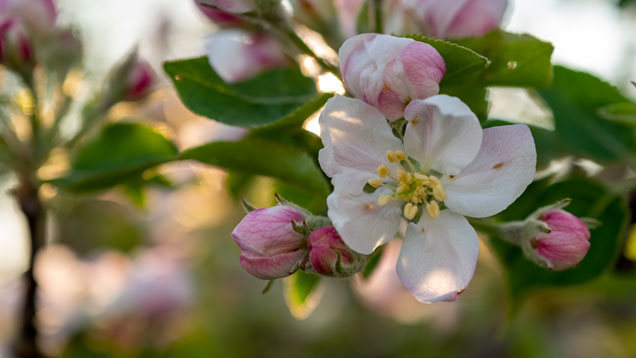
[194,0,245,27]
[307,226,364,277]
[0,0,57,35]
[0,17,33,70]
[232,206,308,280]
[205,29,289,83]
[339,33,445,121]
[531,210,591,271]
[410,0,507,39]
[195,0,254,14]
[125,59,154,101]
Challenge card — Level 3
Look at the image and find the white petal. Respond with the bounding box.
[403,95,482,175]
[327,174,402,255]
[444,124,536,218]
[318,95,402,178]
[396,210,478,303]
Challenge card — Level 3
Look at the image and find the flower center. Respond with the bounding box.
[368,150,446,220]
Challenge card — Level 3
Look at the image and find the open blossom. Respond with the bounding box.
[232,205,308,279]
[340,34,445,121]
[319,94,536,302]
[529,210,591,271]
[406,0,507,39]
[205,29,289,83]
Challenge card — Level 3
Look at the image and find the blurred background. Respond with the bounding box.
[1,0,636,357]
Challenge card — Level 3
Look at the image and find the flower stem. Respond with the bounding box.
[14,177,45,358]
[280,28,341,77]
[373,0,384,34]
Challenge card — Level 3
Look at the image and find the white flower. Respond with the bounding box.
[319,94,536,302]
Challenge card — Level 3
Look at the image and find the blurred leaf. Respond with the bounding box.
[361,245,384,280]
[407,34,489,85]
[164,57,325,128]
[491,178,629,304]
[485,119,566,170]
[441,83,488,122]
[537,66,636,163]
[283,270,323,320]
[181,137,330,197]
[456,30,554,88]
[120,173,175,208]
[53,122,178,192]
[53,199,144,254]
[355,1,372,34]
[598,102,636,126]
[226,171,254,198]
[274,180,327,215]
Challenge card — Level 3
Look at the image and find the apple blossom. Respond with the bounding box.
[124,58,154,101]
[205,29,289,83]
[0,17,33,72]
[194,0,245,27]
[0,0,57,35]
[306,226,364,277]
[339,34,445,121]
[232,205,308,280]
[528,210,591,271]
[319,94,536,302]
[406,0,507,39]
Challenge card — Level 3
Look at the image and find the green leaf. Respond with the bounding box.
[52,122,178,192]
[164,57,323,128]
[537,66,636,163]
[283,270,322,320]
[226,171,255,198]
[440,83,488,122]
[361,245,384,280]
[491,178,629,303]
[598,102,636,126]
[456,30,554,88]
[406,34,489,85]
[180,137,330,197]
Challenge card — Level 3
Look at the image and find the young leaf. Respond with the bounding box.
[180,137,330,197]
[164,57,324,128]
[52,122,178,192]
[456,30,554,88]
[491,178,629,304]
[283,270,323,320]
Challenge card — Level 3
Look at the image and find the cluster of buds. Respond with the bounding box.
[498,200,593,271]
[231,202,364,280]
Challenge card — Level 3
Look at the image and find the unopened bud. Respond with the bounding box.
[0,0,57,36]
[232,205,308,280]
[526,210,591,271]
[306,226,364,277]
[195,0,254,14]
[339,34,445,121]
[0,18,34,74]
[194,0,247,27]
[125,59,154,101]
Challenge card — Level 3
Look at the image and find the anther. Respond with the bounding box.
[378,194,392,206]
[426,201,440,218]
[404,203,418,220]
[377,164,391,178]
[368,178,383,188]
[393,151,408,162]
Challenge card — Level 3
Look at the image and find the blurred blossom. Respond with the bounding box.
[205,29,289,83]
[528,210,591,271]
[0,280,23,354]
[306,226,364,277]
[339,34,445,121]
[404,0,507,39]
[0,17,33,72]
[232,205,308,280]
[195,0,254,14]
[0,0,57,36]
[354,240,460,326]
[97,248,194,348]
[333,0,364,38]
[194,0,246,28]
[290,0,335,31]
[124,58,155,101]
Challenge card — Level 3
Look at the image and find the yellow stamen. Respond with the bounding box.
[404,203,418,220]
[386,150,397,163]
[426,201,440,218]
[378,194,392,206]
[393,150,408,162]
[397,169,408,182]
[414,173,429,182]
[377,164,390,178]
[396,183,410,194]
[368,178,383,188]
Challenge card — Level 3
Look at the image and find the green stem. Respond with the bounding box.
[373,0,383,34]
[281,28,340,77]
[467,217,503,237]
